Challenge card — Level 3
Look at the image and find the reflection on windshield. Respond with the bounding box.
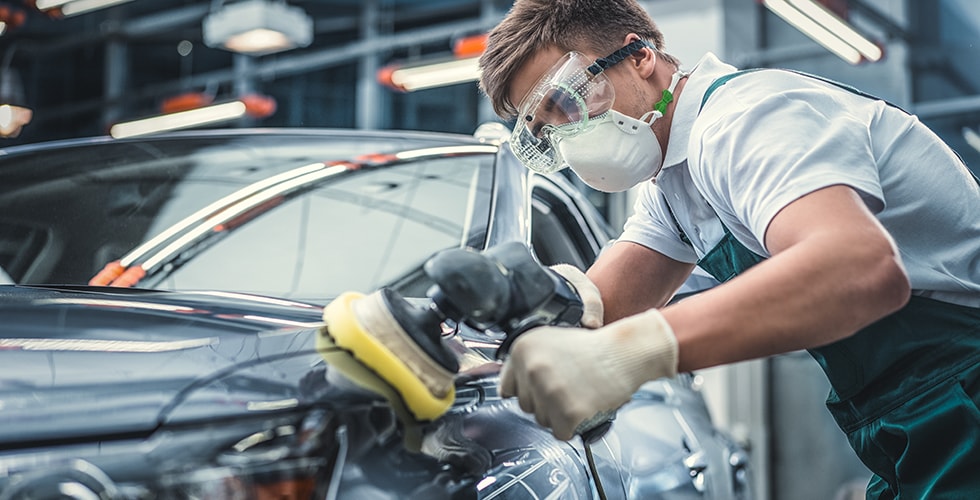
[0,135,494,303]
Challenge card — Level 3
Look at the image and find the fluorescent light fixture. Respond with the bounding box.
[203,0,313,56]
[35,0,71,9]
[763,0,882,64]
[36,0,134,16]
[110,101,247,139]
[964,127,980,154]
[385,57,481,92]
[60,0,134,17]
[0,70,31,138]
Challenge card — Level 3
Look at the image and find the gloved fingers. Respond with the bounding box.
[549,264,603,328]
[498,358,516,399]
[517,385,536,416]
[500,348,539,418]
[547,400,585,441]
[511,327,576,438]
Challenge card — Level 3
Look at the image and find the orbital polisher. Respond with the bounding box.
[317,241,614,451]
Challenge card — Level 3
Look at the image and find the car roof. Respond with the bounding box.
[0,127,491,158]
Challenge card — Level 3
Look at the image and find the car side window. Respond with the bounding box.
[530,180,607,269]
[150,156,494,302]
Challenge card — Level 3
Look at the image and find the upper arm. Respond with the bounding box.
[763,184,910,316]
[764,184,892,255]
[693,87,885,256]
[587,240,694,323]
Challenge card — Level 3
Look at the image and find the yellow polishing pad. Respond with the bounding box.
[319,292,455,424]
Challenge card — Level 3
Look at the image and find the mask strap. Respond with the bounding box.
[639,70,687,123]
[653,71,686,114]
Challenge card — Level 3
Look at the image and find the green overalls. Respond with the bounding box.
[676,71,980,499]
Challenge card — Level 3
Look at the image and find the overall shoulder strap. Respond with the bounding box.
[699,67,911,114]
[700,68,765,112]
[701,68,978,185]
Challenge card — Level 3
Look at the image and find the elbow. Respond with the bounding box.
[887,264,912,312]
[871,252,911,317]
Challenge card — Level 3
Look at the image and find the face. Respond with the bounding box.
[504,42,660,174]
[507,45,652,132]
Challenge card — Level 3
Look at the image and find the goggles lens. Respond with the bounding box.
[509,52,615,173]
[508,40,653,174]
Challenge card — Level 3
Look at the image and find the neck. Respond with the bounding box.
[654,71,689,154]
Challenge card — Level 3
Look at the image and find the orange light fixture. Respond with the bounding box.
[0,3,27,32]
[0,69,31,138]
[160,91,215,114]
[0,104,31,137]
[452,33,488,58]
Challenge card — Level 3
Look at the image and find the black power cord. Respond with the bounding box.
[583,439,608,500]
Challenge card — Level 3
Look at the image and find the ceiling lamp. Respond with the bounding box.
[0,3,27,34]
[964,127,980,155]
[203,0,313,56]
[763,0,883,64]
[35,0,134,17]
[109,94,277,139]
[379,57,481,92]
[378,33,487,92]
[0,69,31,138]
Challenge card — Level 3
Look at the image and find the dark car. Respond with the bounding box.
[0,126,751,499]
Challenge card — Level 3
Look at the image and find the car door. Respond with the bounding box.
[529,175,612,270]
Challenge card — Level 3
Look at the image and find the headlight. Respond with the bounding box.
[0,409,343,499]
[156,457,328,499]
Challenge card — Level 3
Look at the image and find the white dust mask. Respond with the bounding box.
[558,71,685,193]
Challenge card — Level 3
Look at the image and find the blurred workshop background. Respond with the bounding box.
[0,1,976,499]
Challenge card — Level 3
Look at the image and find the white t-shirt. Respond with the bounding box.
[620,53,980,307]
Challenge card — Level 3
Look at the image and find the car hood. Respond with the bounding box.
[0,285,330,448]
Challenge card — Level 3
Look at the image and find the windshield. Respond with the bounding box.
[0,132,495,302]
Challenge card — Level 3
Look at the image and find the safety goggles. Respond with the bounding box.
[509,39,653,173]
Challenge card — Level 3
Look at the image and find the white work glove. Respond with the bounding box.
[499,308,678,441]
[549,263,603,328]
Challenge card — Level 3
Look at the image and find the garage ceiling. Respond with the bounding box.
[0,0,499,143]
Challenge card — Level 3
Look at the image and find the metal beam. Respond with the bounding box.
[914,95,980,119]
[35,16,501,124]
[848,0,912,42]
[729,43,834,68]
[357,0,382,130]
[15,4,212,55]
[15,1,481,54]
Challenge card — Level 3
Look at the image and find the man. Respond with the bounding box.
[478,0,980,498]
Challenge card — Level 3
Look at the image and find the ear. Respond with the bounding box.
[623,33,657,78]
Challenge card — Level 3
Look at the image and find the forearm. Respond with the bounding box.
[588,241,695,323]
[663,234,910,372]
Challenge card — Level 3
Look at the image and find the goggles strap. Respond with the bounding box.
[587,39,654,76]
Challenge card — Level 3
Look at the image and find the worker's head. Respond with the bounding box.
[479,0,678,119]
[478,0,683,193]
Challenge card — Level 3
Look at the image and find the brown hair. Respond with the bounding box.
[478,0,681,119]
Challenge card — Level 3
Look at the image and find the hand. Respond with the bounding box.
[549,263,603,328]
[499,308,678,440]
